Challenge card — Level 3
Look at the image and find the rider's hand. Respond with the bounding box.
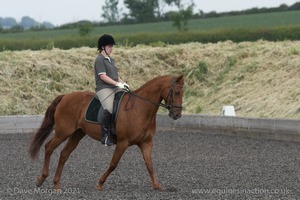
[115,82,125,89]
[123,83,130,90]
[115,82,130,91]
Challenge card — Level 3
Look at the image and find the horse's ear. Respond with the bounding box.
[176,75,184,84]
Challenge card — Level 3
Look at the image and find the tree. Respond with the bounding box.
[124,0,159,22]
[78,21,94,36]
[10,25,24,32]
[101,0,120,23]
[164,0,181,8]
[1,17,17,28]
[165,0,194,31]
[288,2,300,10]
[278,4,288,11]
[20,16,39,29]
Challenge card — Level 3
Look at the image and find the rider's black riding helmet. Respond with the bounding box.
[97,34,116,51]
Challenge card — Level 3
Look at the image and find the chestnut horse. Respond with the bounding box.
[29,75,184,191]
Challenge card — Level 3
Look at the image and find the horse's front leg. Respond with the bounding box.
[96,141,128,190]
[139,140,163,191]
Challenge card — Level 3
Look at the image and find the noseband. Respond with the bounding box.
[125,77,183,111]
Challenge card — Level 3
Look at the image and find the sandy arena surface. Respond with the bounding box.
[1,131,300,200]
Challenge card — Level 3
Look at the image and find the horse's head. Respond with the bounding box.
[163,75,184,120]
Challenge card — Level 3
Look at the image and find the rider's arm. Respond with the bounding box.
[118,76,125,84]
[99,74,118,85]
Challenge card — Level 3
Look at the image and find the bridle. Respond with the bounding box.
[163,77,183,114]
[125,77,183,112]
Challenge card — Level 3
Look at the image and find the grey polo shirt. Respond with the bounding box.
[94,54,119,92]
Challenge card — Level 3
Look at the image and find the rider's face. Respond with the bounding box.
[103,45,113,56]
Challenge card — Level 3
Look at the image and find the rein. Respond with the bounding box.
[125,91,171,110]
[124,77,183,111]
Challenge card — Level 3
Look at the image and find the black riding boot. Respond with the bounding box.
[101,110,113,146]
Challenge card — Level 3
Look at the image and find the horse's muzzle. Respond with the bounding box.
[169,112,181,120]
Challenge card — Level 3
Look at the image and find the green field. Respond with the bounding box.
[1,10,300,39]
[1,10,300,51]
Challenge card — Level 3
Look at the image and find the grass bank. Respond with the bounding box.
[0,40,299,119]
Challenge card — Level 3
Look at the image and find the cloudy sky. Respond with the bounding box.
[0,0,297,26]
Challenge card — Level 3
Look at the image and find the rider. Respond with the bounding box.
[94,34,129,146]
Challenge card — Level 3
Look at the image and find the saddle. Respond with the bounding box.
[85,91,126,131]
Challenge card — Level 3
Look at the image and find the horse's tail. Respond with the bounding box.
[29,95,65,159]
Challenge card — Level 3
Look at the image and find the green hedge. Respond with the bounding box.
[116,26,300,45]
[1,26,300,51]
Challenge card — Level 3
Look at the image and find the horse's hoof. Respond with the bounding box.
[154,186,164,191]
[96,184,104,191]
[36,181,42,187]
[36,177,44,187]
[54,184,61,190]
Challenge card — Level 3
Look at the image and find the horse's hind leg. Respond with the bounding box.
[53,130,85,189]
[36,134,68,187]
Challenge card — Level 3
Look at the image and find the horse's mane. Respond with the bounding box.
[134,75,172,93]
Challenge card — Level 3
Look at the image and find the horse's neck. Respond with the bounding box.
[133,83,164,116]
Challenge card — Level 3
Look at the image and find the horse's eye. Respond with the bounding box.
[175,91,181,96]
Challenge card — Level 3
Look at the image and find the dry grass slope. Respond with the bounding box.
[0,40,299,119]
